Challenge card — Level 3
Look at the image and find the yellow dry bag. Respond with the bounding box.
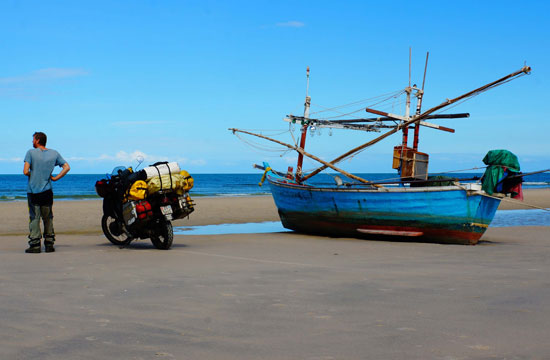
[180,170,194,190]
[127,180,148,201]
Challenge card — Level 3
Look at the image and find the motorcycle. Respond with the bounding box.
[95,163,194,250]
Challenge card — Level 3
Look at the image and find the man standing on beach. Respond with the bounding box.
[23,132,70,253]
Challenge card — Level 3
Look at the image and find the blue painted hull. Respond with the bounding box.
[266,174,501,244]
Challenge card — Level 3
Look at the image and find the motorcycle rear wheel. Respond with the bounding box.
[101,214,132,246]
[150,220,173,250]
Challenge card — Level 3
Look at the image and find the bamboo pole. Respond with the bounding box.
[229,128,380,186]
[506,168,550,179]
[300,66,531,182]
[291,113,469,123]
[296,67,311,180]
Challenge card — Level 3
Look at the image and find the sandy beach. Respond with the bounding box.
[1,189,549,359]
[2,189,549,237]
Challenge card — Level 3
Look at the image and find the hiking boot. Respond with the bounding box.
[25,246,41,253]
[45,244,55,253]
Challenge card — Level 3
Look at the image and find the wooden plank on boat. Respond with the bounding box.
[357,228,424,237]
[418,121,455,133]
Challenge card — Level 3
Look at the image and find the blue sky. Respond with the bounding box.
[1,0,548,174]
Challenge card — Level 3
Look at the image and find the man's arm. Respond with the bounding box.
[51,163,70,181]
[23,162,31,176]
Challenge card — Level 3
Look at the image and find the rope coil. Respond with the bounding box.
[258,167,272,187]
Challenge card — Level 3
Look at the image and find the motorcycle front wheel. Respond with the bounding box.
[150,220,173,250]
[101,214,132,246]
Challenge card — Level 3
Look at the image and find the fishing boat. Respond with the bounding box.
[230,54,532,245]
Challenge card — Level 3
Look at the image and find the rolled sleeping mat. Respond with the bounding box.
[127,169,147,184]
[143,162,181,180]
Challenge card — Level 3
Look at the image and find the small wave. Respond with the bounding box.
[224,183,263,187]
[1,194,100,202]
[0,195,24,201]
[54,194,100,200]
[190,192,270,197]
[215,193,270,197]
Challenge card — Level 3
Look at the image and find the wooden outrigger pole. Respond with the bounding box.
[300,65,531,183]
[228,128,379,186]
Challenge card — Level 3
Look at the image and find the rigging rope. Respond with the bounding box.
[310,98,407,122]
[309,89,405,116]
[427,74,528,115]
[478,192,550,212]
[233,70,529,175]
[304,73,528,166]
[289,122,299,147]
[235,132,287,152]
[234,130,297,160]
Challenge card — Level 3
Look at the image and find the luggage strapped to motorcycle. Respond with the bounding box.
[151,161,173,192]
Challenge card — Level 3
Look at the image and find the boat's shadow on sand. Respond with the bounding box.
[288,230,503,246]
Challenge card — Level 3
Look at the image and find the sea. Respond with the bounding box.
[2,172,550,229]
[1,172,549,201]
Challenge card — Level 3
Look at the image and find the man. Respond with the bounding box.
[23,132,70,253]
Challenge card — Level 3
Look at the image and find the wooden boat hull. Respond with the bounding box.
[266,174,501,245]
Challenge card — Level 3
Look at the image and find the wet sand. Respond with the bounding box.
[2,189,548,237]
[0,190,549,359]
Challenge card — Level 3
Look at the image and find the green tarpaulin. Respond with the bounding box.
[481,150,520,195]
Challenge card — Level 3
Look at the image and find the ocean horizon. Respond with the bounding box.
[2,172,550,202]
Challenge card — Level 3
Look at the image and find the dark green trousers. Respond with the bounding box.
[27,196,55,247]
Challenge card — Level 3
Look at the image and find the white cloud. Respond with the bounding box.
[0,68,89,99]
[70,150,188,165]
[66,156,90,161]
[111,120,171,127]
[0,157,23,162]
[276,21,305,28]
[0,68,89,84]
[190,159,206,166]
[99,150,167,163]
[10,150,195,169]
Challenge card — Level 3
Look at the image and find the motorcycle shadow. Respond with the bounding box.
[96,242,188,250]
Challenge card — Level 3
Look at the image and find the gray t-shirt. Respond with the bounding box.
[24,148,67,194]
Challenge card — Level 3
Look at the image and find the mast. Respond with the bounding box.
[412,52,429,150]
[398,48,413,178]
[300,65,531,183]
[295,66,311,181]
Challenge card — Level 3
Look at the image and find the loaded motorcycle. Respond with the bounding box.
[95,162,194,250]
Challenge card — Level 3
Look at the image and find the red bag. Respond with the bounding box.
[135,200,153,220]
